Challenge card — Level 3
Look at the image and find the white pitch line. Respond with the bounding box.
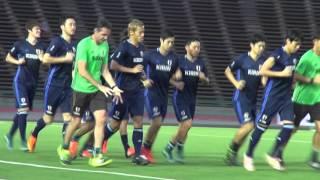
[0,160,176,180]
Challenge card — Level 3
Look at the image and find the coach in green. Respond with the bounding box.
[292,32,320,169]
[57,18,122,167]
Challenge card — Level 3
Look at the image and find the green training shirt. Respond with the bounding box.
[72,36,109,93]
[293,49,320,105]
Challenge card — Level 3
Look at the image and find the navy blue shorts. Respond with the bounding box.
[44,85,72,116]
[145,92,168,120]
[81,110,95,122]
[232,96,256,124]
[13,81,36,110]
[256,97,294,129]
[109,89,144,121]
[172,95,195,122]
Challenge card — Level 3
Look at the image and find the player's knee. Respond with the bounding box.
[93,110,107,122]
[151,117,162,128]
[62,113,72,122]
[182,119,192,129]
[43,114,54,124]
[110,120,121,131]
[133,120,143,128]
[87,121,95,129]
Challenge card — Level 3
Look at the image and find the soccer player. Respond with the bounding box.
[141,30,179,163]
[4,20,46,151]
[57,18,122,167]
[162,38,209,163]
[291,32,320,169]
[224,33,267,165]
[103,19,150,165]
[243,30,303,171]
[27,15,76,152]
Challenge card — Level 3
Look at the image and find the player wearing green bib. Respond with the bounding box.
[292,33,320,169]
[57,18,122,167]
[71,36,110,93]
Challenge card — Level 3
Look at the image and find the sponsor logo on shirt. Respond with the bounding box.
[185,70,199,77]
[133,57,143,63]
[247,69,260,76]
[25,53,39,60]
[93,56,105,61]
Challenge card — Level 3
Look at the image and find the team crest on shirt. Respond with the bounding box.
[293,58,297,65]
[196,65,201,72]
[35,49,41,55]
[167,59,172,66]
[140,51,144,57]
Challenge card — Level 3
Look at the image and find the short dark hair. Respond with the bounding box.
[249,33,266,44]
[59,15,76,26]
[185,38,200,46]
[160,29,175,40]
[96,18,112,30]
[285,29,303,42]
[25,19,41,31]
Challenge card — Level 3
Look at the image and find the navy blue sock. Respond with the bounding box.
[132,128,143,156]
[246,127,265,157]
[8,114,19,137]
[271,125,294,157]
[32,118,46,137]
[18,113,28,142]
[62,122,69,138]
[121,134,129,150]
[104,123,116,140]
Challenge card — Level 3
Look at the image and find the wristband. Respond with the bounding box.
[111,85,117,89]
